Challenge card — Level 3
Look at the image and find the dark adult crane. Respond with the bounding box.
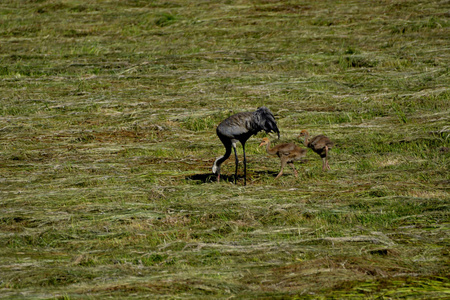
[212,107,280,185]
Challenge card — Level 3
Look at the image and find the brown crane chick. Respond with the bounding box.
[259,137,307,179]
[298,130,334,171]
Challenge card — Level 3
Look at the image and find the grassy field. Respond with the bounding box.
[1,0,449,298]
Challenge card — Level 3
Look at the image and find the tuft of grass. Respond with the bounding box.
[338,55,377,69]
[182,116,217,132]
[155,12,178,27]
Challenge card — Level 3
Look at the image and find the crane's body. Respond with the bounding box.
[212,107,280,185]
[298,130,334,171]
[259,137,306,179]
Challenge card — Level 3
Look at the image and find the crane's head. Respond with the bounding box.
[254,107,280,139]
[298,129,309,138]
[259,137,270,147]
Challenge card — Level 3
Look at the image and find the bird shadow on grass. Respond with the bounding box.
[252,159,309,178]
[185,173,235,184]
[185,167,307,183]
[253,170,280,178]
[186,173,260,184]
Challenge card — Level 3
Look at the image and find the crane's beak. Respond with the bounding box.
[274,129,280,139]
[259,142,265,147]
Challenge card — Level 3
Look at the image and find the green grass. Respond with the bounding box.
[1,0,449,298]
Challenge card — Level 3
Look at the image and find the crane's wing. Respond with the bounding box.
[310,135,333,149]
[216,107,280,141]
[216,111,254,139]
[276,143,297,156]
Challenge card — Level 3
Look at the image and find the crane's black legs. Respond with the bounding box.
[217,139,249,185]
[242,144,247,186]
[232,143,238,184]
[213,135,232,182]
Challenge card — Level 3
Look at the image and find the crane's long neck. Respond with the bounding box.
[264,141,278,155]
[302,133,309,147]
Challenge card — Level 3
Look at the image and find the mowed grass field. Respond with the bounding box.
[1,0,449,298]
